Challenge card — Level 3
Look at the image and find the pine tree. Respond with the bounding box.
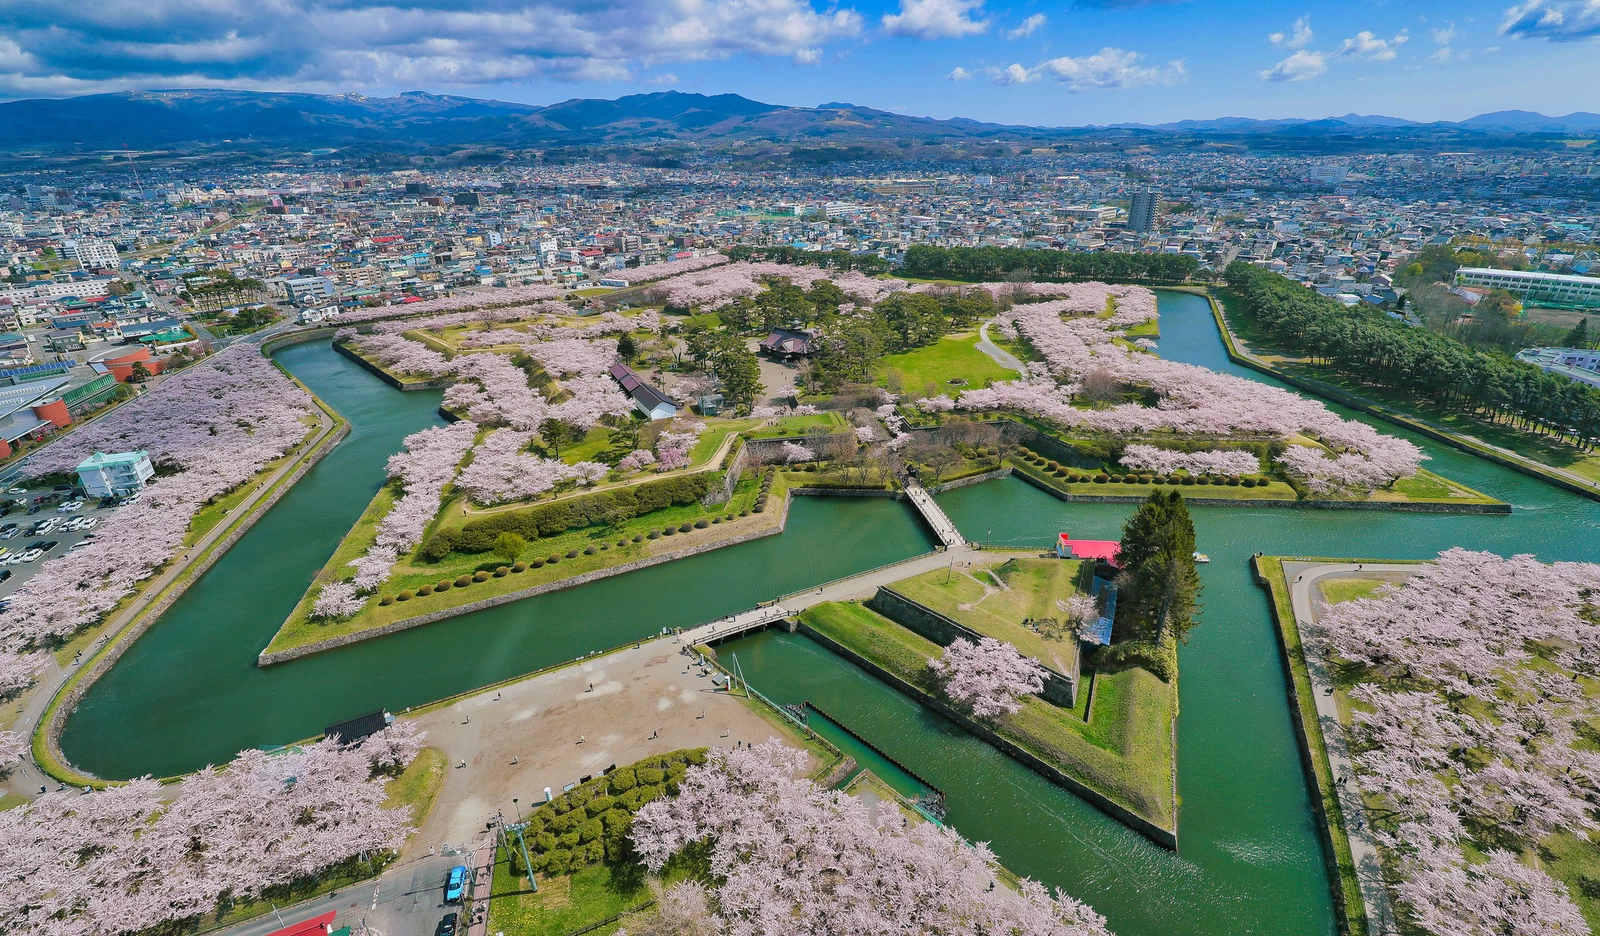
[1563,317,1590,349]
[1117,491,1202,644]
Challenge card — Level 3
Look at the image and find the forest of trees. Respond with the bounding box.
[1103,490,1199,681]
[1225,261,1600,451]
[902,245,1201,284]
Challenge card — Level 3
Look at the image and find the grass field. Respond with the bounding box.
[885,557,1084,676]
[486,859,648,936]
[384,747,449,827]
[1315,578,1389,605]
[799,601,1176,830]
[876,332,1020,395]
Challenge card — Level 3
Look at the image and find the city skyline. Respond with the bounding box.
[3,0,1599,126]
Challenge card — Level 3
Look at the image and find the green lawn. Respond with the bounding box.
[1315,578,1389,605]
[745,411,847,439]
[884,557,1084,676]
[487,859,649,936]
[799,601,1176,830]
[1010,456,1299,501]
[383,747,449,825]
[876,332,1020,396]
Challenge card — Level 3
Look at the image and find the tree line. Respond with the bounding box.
[902,246,1201,284]
[1224,261,1600,450]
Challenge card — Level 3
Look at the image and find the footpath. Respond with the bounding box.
[1285,560,1414,936]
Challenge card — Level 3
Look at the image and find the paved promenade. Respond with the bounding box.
[1285,560,1417,936]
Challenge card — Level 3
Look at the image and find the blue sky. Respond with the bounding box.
[2,0,1597,124]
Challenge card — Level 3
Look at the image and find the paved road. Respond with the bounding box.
[212,849,471,936]
[3,399,335,800]
[1285,560,1416,936]
[976,321,1025,373]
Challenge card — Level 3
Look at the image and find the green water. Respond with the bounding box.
[58,341,934,778]
[56,295,1600,935]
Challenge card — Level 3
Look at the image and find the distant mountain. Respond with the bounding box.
[0,88,1596,155]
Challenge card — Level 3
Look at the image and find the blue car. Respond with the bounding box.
[445,865,468,903]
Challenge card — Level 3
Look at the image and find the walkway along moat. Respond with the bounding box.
[53,290,1600,936]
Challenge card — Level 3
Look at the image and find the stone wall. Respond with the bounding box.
[257,491,796,666]
[1010,464,1511,515]
[797,621,1176,850]
[331,339,453,391]
[866,586,1076,707]
[704,440,747,506]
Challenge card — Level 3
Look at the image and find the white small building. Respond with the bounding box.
[76,450,155,497]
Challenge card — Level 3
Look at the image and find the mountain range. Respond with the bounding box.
[1,89,1596,155]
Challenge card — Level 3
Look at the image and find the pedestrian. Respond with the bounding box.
[512,756,518,765]
[578,735,585,744]
[464,714,469,724]
[429,845,435,856]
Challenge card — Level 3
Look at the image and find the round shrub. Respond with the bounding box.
[512,562,527,572]
[1053,467,1069,478]
[711,516,721,524]
[726,514,735,521]
[740,509,750,517]
[473,570,490,582]
[494,566,509,576]
[753,504,765,513]
[1046,461,1060,471]
[548,554,561,563]
[695,518,709,528]
[437,579,452,591]
[647,530,660,539]
[379,595,394,606]
[599,543,609,551]
[1180,475,1195,485]
[618,540,628,547]
[633,534,644,543]
[455,574,472,587]
[1151,475,1166,485]
[396,590,413,602]
[662,526,676,536]
[1121,474,1139,484]
[803,464,817,472]
[566,549,580,558]
[678,522,693,533]
[1241,477,1257,488]
[1195,476,1210,485]
[1092,474,1109,484]
[417,584,434,596]
[1226,477,1240,486]
[531,558,546,568]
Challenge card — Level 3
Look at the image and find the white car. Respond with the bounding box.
[19,548,43,562]
[79,517,99,529]
[6,487,24,495]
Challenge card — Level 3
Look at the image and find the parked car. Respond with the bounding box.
[437,913,458,936]
[0,569,11,583]
[80,517,98,529]
[38,541,58,553]
[444,865,468,903]
[19,548,43,562]
[0,524,16,539]
[6,487,25,494]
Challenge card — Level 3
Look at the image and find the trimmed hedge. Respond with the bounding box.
[505,749,706,878]
[421,472,716,558]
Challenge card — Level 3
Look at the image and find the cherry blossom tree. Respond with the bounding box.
[629,739,1111,936]
[0,725,425,936]
[454,429,608,506]
[0,730,23,770]
[929,637,1046,718]
[1120,445,1260,477]
[779,441,813,464]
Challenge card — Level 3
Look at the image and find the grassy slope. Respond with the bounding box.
[1257,557,1368,936]
[876,332,1020,394]
[886,557,1082,675]
[266,475,778,653]
[799,601,1175,829]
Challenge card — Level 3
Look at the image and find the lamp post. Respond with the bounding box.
[511,797,522,823]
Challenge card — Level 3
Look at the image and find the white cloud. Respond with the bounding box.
[881,0,990,39]
[0,0,868,95]
[1268,16,1314,48]
[989,62,1036,84]
[1336,30,1408,61]
[1501,0,1600,40]
[642,72,679,84]
[1431,22,1459,44]
[1259,48,1327,81]
[793,47,823,65]
[1005,14,1047,39]
[991,47,1185,91]
[945,65,973,80]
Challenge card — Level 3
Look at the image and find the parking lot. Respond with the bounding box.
[0,485,121,600]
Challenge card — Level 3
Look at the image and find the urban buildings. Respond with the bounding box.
[1128,190,1157,233]
[75,450,155,497]
[1454,267,1600,309]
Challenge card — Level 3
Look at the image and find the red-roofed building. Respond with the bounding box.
[102,347,164,383]
[1056,533,1121,567]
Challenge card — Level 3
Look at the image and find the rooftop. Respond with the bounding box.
[77,450,151,470]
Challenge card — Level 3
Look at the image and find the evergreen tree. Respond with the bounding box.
[1563,317,1590,349]
[1117,491,1202,644]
